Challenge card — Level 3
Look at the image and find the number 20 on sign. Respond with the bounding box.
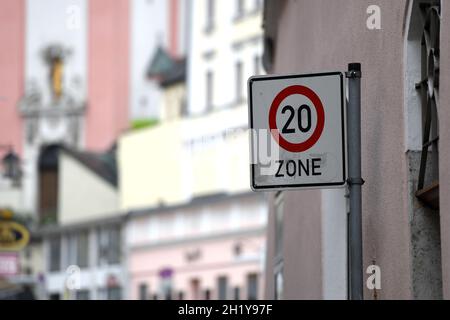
[248,72,346,191]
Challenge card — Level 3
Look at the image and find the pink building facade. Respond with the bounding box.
[1,0,132,156]
[0,0,25,159]
[126,193,267,300]
[86,0,130,151]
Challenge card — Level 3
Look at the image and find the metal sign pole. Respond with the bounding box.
[346,63,364,300]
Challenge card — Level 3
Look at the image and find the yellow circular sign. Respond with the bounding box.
[0,221,30,251]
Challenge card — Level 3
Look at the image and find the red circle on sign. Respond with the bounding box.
[269,85,325,153]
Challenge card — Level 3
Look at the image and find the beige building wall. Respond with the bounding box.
[263,0,449,300]
[58,151,119,225]
[119,105,250,211]
[0,187,24,212]
[160,83,186,121]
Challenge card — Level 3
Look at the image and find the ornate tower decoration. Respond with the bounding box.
[19,44,85,148]
[17,44,86,214]
[42,45,69,102]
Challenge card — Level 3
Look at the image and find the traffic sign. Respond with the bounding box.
[248,72,346,190]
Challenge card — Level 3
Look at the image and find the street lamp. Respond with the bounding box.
[1,145,21,184]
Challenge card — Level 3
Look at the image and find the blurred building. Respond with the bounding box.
[188,0,263,115]
[118,0,266,299]
[0,0,187,216]
[0,0,186,299]
[130,0,190,121]
[0,0,132,218]
[1,0,266,300]
[36,145,125,300]
[0,0,129,299]
[262,0,448,300]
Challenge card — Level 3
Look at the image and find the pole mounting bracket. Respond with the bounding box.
[346,63,362,78]
[347,177,365,186]
[345,70,362,79]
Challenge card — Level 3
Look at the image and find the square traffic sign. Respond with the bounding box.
[248,72,346,191]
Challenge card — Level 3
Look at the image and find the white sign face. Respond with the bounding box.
[248,72,346,191]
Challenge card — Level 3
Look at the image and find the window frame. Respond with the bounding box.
[48,236,61,272]
[204,0,215,33]
[246,273,259,300]
[76,230,89,269]
[138,283,148,300]
[205,70,214,112]
[217,275,228,300]
[235,60,244,104]
[415,2,441,209]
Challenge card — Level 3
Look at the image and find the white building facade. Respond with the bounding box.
[188,0,263,115]
[40,148,125,300]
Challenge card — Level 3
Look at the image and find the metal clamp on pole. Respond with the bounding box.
[345,69,362,79]
[346,63,364,300]
[347,178,365,186]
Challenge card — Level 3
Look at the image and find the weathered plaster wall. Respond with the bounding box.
[265,0,416,299]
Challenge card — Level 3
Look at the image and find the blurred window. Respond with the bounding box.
[236,0,245,18]
[65,231,89,268]
[160,275,173,300]
[247,273,258,300]
[38,167,58,222]
[48,237,61,272]
[139,283,148,300]
[204,289,211,300]
[76,290,90,300]
[76,231,89,268]
[235,61,243,103]
[206,71,214,111]
[254,0,262,10]
[233,243,242,257]
[190,278,200,299]
[217,276,228,300]
[38,145,59,223]
[205,0,215,32]
[100,286,122,300]
[254,55,261,76]
[66,234,77,267]
[49,293,60,300]
[109,287,122,300]
[178,291,184,300]
[233,286,240,300]
[180,97,188,117]
[98,225,121,266]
